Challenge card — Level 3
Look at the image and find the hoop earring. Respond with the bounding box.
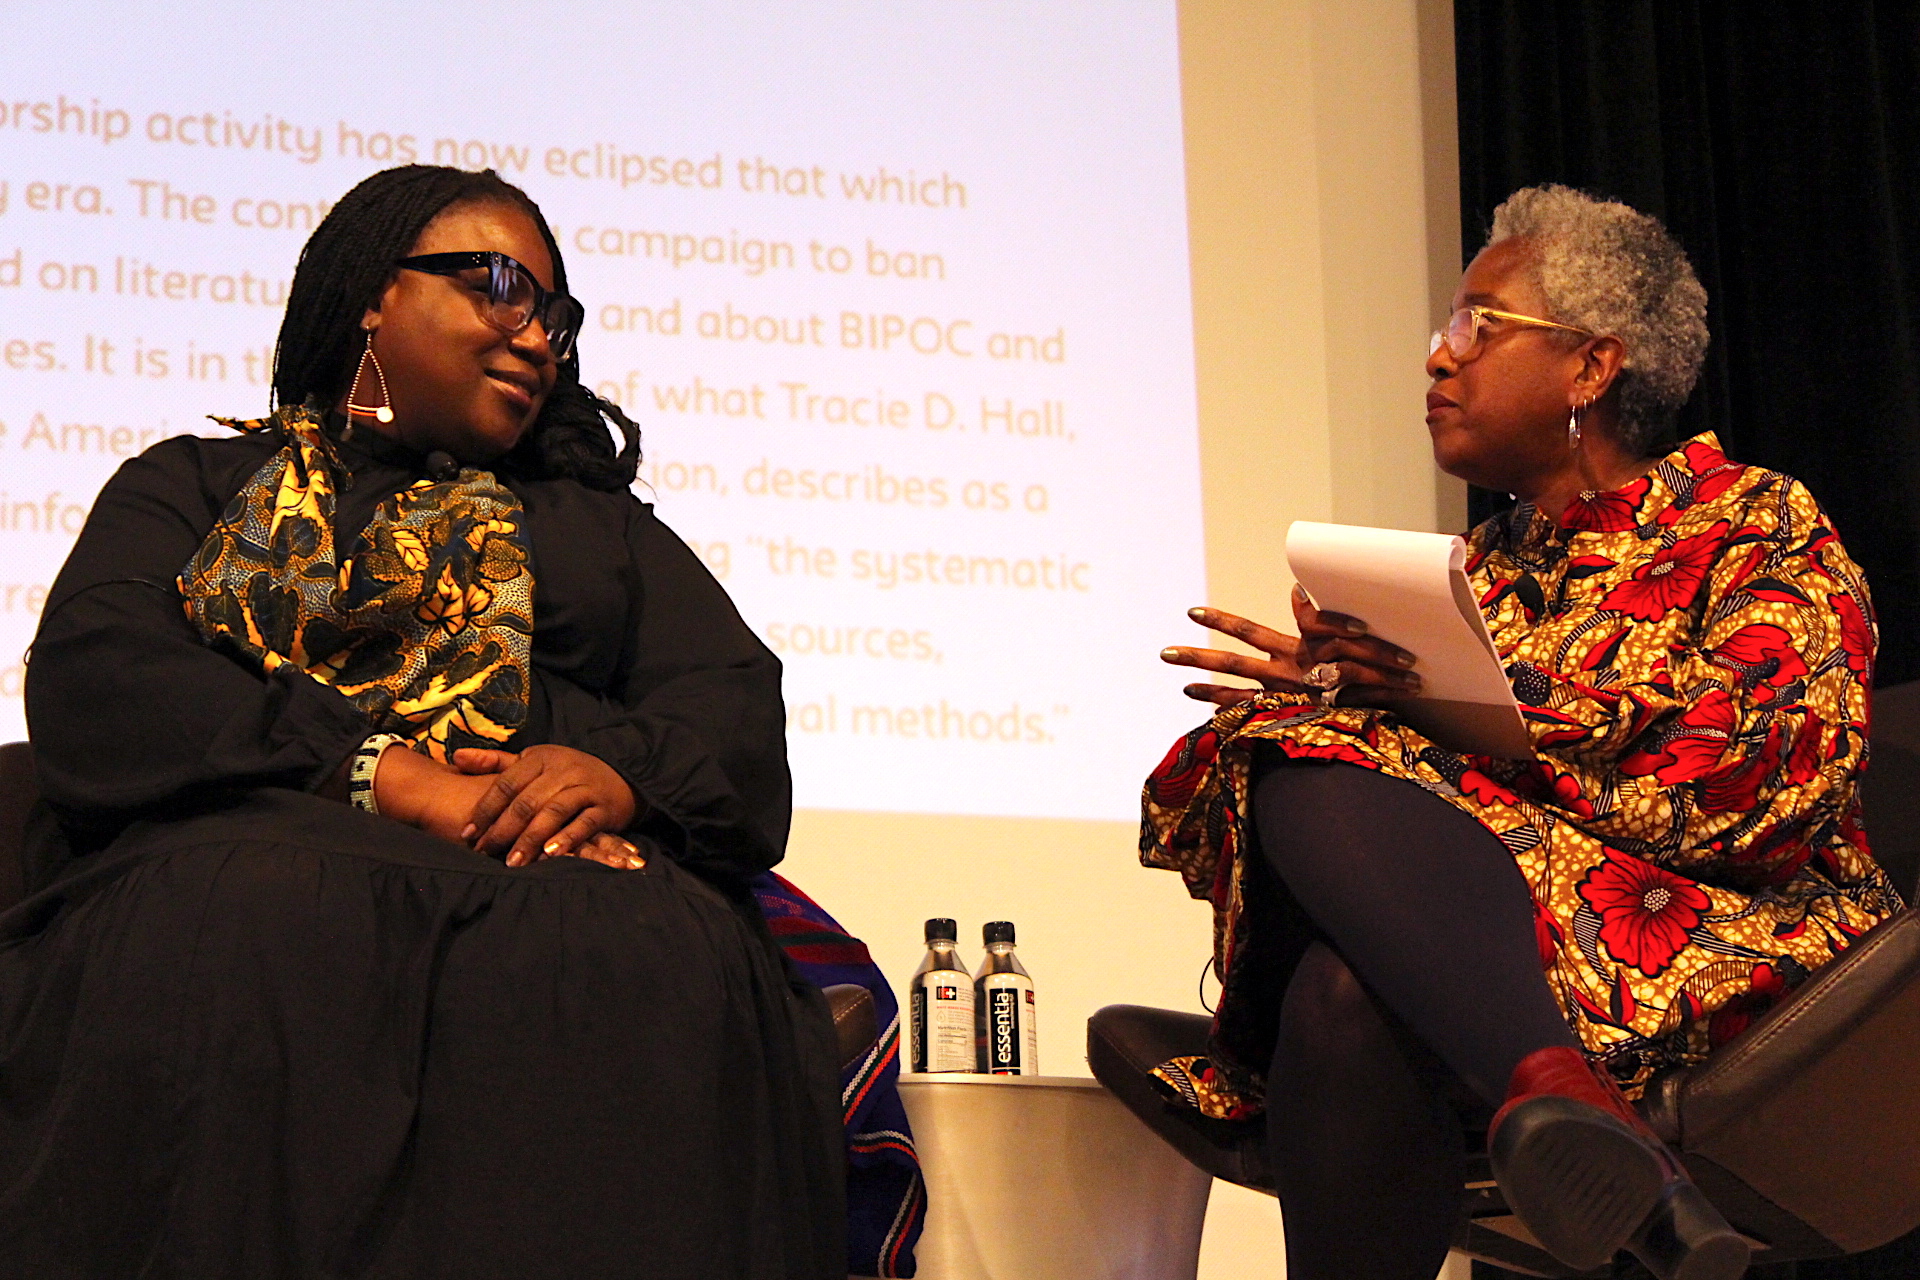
[346,330,394,435]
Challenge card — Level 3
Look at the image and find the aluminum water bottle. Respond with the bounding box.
[908,918,976,1072]
[973,920,1037,1075]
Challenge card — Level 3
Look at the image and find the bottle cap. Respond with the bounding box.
[983,920,1016,945]
[924,918,957,942]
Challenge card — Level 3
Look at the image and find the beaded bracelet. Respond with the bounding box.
[347,734,406,815]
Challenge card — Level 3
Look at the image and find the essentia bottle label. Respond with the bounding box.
[910,970,975,1072]
[977,972,1037,1074]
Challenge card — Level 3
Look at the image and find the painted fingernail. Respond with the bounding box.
[459,824,476,842]
[507,851,523,867]
[544,839,563,855]
[1161,647,1184,661]
[1395,650,1417,668]
[1188,606,1209,620]
[1343,620,1368,636]
[1401,672,1424,690]
[1291,584,1307,602]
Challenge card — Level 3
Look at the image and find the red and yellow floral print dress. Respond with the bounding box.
[1141,434,1901,1115]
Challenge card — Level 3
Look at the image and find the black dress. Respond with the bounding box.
[0,425,845,1279]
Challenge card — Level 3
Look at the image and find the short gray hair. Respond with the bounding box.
[1487,185,1709,455]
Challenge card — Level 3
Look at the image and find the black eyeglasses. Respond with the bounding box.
[395,251,584,362]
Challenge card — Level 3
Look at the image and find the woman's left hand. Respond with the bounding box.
[452,745,640,867]
[571,831,649,871]
[1163,591,1422,707]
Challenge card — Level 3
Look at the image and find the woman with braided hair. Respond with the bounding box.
[0,166,844,1278]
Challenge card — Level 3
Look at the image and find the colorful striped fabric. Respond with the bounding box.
[754,872,925,1278]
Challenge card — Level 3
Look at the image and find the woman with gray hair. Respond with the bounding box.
[1148,186,1897,1279]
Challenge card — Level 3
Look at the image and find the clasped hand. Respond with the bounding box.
[1160,585,1424,707]
[374,743,644,869]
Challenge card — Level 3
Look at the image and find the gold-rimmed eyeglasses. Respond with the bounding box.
[1429,305,1595,361]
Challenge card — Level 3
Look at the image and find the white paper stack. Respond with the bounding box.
[1285,521,1532,758]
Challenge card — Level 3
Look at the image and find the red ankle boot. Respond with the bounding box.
[1488,1046,1749,1280]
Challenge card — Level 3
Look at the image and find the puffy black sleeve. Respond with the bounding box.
[25,436,372,852]
[540,500,791,894]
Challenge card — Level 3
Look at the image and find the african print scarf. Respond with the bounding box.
[179,403,534,759]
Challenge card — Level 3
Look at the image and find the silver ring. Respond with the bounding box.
[1302,661,1343,707]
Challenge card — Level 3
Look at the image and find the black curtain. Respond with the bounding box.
[1454,1,1920,687]
[1459,7,1920,1278]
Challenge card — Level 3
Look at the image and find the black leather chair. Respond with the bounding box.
[1090,681,1920,1277]
[0,742,879,1069]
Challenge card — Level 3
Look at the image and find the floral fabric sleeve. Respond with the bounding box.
[1486,473,1875,888]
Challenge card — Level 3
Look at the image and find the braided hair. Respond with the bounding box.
[273,164,640,492]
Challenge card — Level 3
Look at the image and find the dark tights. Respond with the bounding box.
[1254,761,1581,1280]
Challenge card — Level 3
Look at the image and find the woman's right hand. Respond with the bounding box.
[1160,588,1424,708]
[370,744,503,841]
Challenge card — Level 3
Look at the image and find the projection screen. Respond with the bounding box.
[0,1,1205,824]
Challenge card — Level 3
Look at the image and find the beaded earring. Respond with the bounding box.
[345,329,394,437]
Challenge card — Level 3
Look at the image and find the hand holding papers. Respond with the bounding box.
[1284,521,1533,758]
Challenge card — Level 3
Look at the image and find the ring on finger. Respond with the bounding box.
[1302,661,1344,708]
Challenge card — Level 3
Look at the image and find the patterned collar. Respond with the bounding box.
[1495,432,1741,555]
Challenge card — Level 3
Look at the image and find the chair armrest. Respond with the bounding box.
[1672,909,1920,1252]
[1085,1004,1274,1192]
